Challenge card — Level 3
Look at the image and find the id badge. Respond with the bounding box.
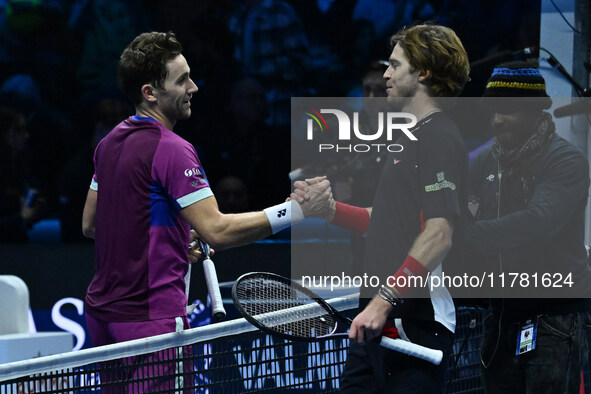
[515,319,537,355]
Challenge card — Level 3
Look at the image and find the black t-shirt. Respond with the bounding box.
[362,111,468,331]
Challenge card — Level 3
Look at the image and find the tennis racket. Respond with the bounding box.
[232,272,443,365]
[187,240,227,320]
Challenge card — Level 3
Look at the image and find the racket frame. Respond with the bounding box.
[231,272,444,365]
[232,272,351,342]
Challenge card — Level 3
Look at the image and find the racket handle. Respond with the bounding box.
[203,256,226,320]
[379,336,443,365]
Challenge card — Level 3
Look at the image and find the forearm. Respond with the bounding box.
[381,217,452,300]
[349,220,453,342]
[466,201,581,253]
[182,197,305,251]
[408,217,453,271]
[82,189,97,239]
[468,153,589,252]
[199,211,272,250]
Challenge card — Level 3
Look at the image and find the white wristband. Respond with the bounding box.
[264,201,304,234]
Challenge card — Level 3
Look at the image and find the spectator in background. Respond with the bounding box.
[144,0,243,146]
[59,97,132,242]
[229,0,310,127]
[361,60,389,99]
[0,0,81,111]
[76,0,148,93]
[338,60,391,280]
[0,106,47,243]
[357,62,390,223]
[182,13,243,145]
[450,0,540,68]
[286,0,357,97]
[352,0,450,45]
[468,62,591,394]
[0,73,73,215]
[213,176,251,214]
[201,78,290,210]
[290,60,391,204]
[341,60,391,206]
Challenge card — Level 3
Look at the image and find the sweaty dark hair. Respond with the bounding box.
[117,31,183,105]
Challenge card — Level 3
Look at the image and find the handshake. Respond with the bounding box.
[289,176,336,222]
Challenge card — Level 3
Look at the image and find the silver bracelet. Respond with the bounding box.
[378,285,402,308]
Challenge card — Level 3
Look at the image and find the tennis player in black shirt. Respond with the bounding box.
[292,24,470,393]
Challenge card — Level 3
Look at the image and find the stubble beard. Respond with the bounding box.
[386,83,416,111]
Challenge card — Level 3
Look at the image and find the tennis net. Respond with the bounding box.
[0,295,484,393]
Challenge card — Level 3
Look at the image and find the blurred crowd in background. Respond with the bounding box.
[0,0,540,243]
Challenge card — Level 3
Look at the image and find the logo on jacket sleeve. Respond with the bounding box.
[184,167,202,177]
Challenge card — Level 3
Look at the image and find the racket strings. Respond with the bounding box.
[235,276,336,338]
